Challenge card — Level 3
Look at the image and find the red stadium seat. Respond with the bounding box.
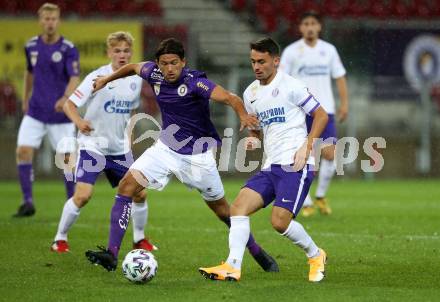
[346,0,369,17]
[369,0,389,18]
[142,0,163,17]
[322,0,349,18]
[231,0,247,12]
[277,0,298,23]
[1,0,19,14]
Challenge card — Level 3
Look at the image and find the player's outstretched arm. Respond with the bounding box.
[22,70,33,113]
[210,85,259,131]
[92,62,146,92]
[293,107,328,171]
[335,76,349,123]
[55,76,80,112]
[63,100,93,135]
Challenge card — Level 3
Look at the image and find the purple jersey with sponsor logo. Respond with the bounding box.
[25,35,80,123]
[139,61,221,155]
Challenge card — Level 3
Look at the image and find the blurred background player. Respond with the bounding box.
[85,38,278,273]
[51,31,156,253]
[14,3,80,217]
[199,37,328,282]
[280,11,349,217]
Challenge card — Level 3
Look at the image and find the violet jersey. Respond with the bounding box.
[280,39,346,114]
[243,70,320,168]
[139,62,221,155]
[25,35,80,123]
[69,64,141,156]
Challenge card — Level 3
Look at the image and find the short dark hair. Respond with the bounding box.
[300,11,321,23]
[249,37,280,57]
[155,38,185,60]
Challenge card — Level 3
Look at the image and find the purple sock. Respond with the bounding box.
[223,217,261,256]
[246,233,261,256]
[63,172,75,199]
[18,163,33,205]
[108,194,132,258]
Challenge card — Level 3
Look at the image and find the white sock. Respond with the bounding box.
[282,220,319,258]
[131,201,148,243]
[226,216,250,269]
[303,194,313,207]
[315,159,335,198]
[54,198,80,241]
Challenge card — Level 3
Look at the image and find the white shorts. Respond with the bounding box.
[130,140,225,201]
[17,115,76,154]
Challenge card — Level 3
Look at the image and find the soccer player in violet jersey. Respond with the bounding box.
[199,38,328,282]
[280,11,349,217]
[50,32,156,254]
[85,38,279,273]
[14,3,80,217]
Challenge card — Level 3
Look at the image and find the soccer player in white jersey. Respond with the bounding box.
[199,37,329,282]
[50,32,156,253]
[280,11,349,216]
[14,3,80,217]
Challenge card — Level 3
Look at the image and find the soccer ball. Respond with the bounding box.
[122,249,158,283]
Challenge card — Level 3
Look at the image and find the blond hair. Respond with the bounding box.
[106,31,134,48]
[38,3,60,16]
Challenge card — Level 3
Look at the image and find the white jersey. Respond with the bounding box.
[243,70,320,168]
[69,64,142,155]
[280,39,346,114]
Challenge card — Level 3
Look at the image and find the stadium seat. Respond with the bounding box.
[231,0,247,12]
[0,0,19,14]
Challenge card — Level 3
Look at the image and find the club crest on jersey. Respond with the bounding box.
[52,51,62,63]
[130,82,137,91]
[178,84,188,96]
[154,84,160,95]
[30,51,38,66]
[272,88,279,97]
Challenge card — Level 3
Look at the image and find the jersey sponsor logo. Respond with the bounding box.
[51,51,63,63]
[104,99,134,114]
[298,65,329,76]
[178,84,188,96]
[30,51,38,66]
[197,81,209,91]
[257,107,286,126]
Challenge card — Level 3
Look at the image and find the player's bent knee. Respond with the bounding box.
[16,146,33,162]
[133,190,146,203]
[73,193,91,208]
[271,207,293,233]
[322,146,335,161]
[118,172,144,197]
[271,216,291,233]
[230,202,249,216]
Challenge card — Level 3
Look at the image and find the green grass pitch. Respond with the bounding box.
[0,179,439,301]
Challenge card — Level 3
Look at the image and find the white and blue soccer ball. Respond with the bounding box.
[122,249,158,283]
